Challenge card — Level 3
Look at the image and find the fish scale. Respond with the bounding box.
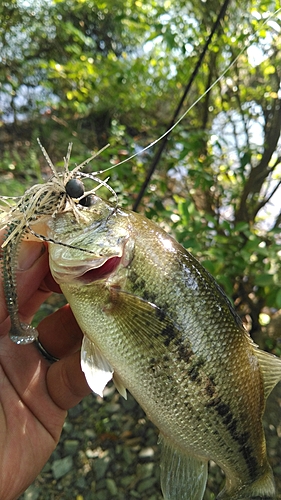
[48,197,281,499]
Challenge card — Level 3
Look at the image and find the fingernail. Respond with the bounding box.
[17,242,46,271]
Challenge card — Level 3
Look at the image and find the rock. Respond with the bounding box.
[51,456,73,479]
[137,477,157,493]
[106,478,118,495]
[139,447,155,458]
[64,439,80,455]
[23,485,40,500]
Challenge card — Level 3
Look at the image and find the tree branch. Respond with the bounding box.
[252,159,281,218]
[235,96,281,223]
[132,0,232,211]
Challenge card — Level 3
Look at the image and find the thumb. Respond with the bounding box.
[46,351,91,410]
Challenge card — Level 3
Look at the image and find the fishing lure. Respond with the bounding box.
[0,140,116,344]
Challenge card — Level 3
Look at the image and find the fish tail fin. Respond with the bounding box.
[218,463,275,499]
[159,434,208,500]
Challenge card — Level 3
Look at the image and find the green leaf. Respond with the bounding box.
[255,274,275,287]
[276,289,281,309]
[234,221,249,232]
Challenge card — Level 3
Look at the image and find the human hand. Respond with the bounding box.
[0,235,91,500]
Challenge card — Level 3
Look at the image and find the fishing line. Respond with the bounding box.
[95,7,281,176]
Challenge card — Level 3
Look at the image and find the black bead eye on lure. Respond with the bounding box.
[65,178,85,199]
[65,179,97,207]
[79,194,96,207]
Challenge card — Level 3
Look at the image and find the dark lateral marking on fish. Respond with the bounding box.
[187,366,201,382]
[237,431,250,446]
[205,397,236,432]
[176,341,193,364]
[154,306,166,322]
[205,396,221,408]
[227,417,237,436]
[204,377,216,397]
[160,325,176,347]
[240,444,259,480]
[129,270,141,286]
[206,396,259,480]
[216,402,230,417]
[149,354,170,369]
[216,404,238,437]
[208,404,258,480]
[222,412,233,426]
[129,270,146,293]
[129,270,165,308]
[186,356,205,383]
[143,289,155,303]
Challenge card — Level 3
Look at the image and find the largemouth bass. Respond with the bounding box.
[46,194,281,500]
[1,143,281,499]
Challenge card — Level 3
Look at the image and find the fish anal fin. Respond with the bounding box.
[81,336,113,397]
[159,434,208,500]
[255,347,281,399]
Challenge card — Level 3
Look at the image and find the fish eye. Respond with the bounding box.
[65,178,85,198]
[79,194,97,207]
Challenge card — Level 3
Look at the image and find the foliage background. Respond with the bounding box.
[0,0,281,498]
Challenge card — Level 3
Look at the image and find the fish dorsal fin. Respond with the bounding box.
[255,347,281,399]
[81,335,113,397]
[159,434,208,500]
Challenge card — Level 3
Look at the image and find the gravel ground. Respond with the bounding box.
[20,381,281,500]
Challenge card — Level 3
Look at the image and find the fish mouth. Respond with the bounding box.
[50,253,123,284]
[77,256,122,284]
[48,218,134,285]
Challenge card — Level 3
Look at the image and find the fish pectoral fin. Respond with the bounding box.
[109,288,183,352]
[81,336,113,397]
[159,434,208,500]
[254,346,281,399]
